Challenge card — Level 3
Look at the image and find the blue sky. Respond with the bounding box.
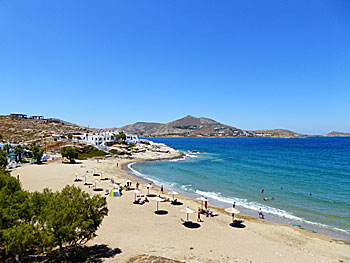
[0,1,349,134]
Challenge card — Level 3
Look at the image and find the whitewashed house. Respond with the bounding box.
[125,134,140,144]
[81,132,116,147]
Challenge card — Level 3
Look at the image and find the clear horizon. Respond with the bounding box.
[1,1,349,134]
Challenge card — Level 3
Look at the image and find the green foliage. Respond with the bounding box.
[67,133,73,140]
[77,146,107,159]
[0,150,7,168]
[14,145,23,162]
[114,131,126,141]
[129,143,136,148]
[30,143,44,164]
[2,144,11,154]
[0,169,108,261]
[60,147,79,163]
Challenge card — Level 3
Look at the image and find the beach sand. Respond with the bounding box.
[12,157,350,263]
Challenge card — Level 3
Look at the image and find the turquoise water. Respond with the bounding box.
[130,137,350,239]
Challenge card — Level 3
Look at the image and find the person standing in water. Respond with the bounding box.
[258,208,264,219]
[233,202,236,208]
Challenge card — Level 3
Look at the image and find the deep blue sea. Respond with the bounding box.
[129,137,350,240]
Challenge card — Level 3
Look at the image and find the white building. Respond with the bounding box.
[81,132,116,147]
[125,134,140,144]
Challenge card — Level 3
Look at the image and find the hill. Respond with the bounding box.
[0,115,89,144]
[324,131,350,137]
[121,115,304,138]
[252,129,304,138]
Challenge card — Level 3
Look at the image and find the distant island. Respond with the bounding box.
[324,131,350,137]
[121,115,306,138]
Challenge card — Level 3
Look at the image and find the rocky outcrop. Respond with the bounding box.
[324,131,350,137]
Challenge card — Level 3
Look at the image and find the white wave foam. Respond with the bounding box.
[195,190,350,235]
[127,163,349,236]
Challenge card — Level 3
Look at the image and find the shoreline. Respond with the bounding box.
[125,157,350,241]
[11,156,350,262]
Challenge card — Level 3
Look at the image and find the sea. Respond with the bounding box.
[128,137,350,240]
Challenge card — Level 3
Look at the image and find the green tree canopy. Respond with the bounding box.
[0,169,108,261]
[67,133,73,140]
[30,143,44,164]
[60,147,79,163]
[0,150,7,168]
[2,144,11,154]
[114,131,126,141]
[14,145,24,162]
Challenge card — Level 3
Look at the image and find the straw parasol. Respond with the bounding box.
[152,196,164,211]
[180,207,195,221]
[73,172,80,181]
[168,190,179,201]
[83,174,89,185]
[225,207,241,222]
[133,189,140,201]
[196,196,207,209]
[94,179,99,189]
[146,184,153,195]
[93,167,99,176]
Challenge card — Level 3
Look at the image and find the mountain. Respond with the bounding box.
[324,131,350,137]
[121,115,304,138]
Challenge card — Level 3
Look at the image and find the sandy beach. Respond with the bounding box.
[11,157,350,263]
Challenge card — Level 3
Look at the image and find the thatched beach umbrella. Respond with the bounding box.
[94,179,99,189]
[168,190,179,201]
[180,207,195,221]
[73,172,79,182]
[146,184,153,195]
[152,196,164,212]
[225,207,241,222]
[83,174,89,185]
[133,189,140,201]
[196,196,207,209]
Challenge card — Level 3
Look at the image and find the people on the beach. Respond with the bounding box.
[197,208,201,222]
[161,185,164,193]
[233,202,236,208]
[261,189,264,194]
[136,182,139,189]
[258,208,264,219]
[205,200,208,210]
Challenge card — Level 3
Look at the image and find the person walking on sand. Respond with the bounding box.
[161,185,164,193]
[136,182,139,189]
[197,208,201,222]
[204,200,208,210]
